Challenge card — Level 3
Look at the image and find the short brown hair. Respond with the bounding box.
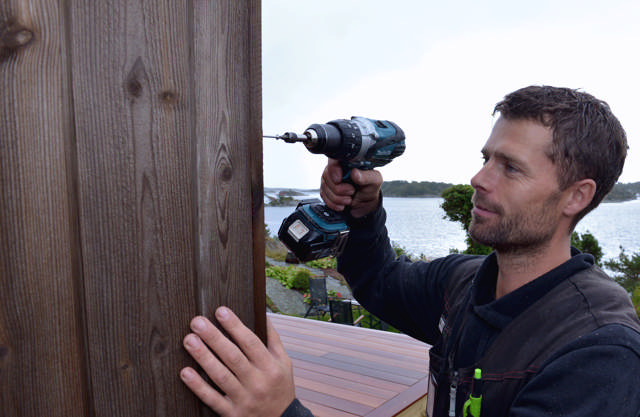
[494,85,627,227]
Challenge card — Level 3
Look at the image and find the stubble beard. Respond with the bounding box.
[469,192,562,256]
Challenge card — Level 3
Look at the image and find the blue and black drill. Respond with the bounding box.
[265,116,406,262]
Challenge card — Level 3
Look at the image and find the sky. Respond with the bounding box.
[261,0,640,189]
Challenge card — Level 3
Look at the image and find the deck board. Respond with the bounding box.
[270,313,430,417]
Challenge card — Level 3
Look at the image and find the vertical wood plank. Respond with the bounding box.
[248,0,267,344]
[193,0,264,335]
[0,1,89,416]
[69,1,202,416]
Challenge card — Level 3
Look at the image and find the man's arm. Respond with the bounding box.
[180,307,314,417]
[320,159,470,344]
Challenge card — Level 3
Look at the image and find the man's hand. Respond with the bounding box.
[180,308,295,417]
[320,158,383,218]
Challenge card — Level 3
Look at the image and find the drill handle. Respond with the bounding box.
[340,161,374,186]
[340,163,356,186]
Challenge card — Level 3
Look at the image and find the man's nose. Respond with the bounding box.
[471,161,493,193]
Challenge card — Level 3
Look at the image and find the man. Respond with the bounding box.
[180,86,640,416]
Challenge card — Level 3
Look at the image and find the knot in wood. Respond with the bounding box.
[221,165,233,182]
[0,20,35,62]
[153,341,167,355]
[126,79,143,98]
[124,57,147,98]
[159,90,177,104]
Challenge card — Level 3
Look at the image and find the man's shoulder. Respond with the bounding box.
[588,323,640,351]
[565,265,640,332]
[431,254,487,308]
[432,253,486,275]
[512,323,640,417]
[546,323,640,366]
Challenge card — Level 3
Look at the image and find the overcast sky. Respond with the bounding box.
[261,0,640,189]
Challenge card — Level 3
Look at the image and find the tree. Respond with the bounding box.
[604,247,640,293]
[632,286,640,318]
[440,184,492,255]
[441,184,474,229]
[571,230,603,266]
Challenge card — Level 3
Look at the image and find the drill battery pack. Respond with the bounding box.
[278,199,349,262]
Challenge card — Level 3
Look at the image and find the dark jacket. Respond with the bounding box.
[427,256,640,416]
[336,202,640,417]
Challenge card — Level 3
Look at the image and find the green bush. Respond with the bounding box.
[305,257,337,269]
[288,269,311,291]
[632,287,640,318]
[265,265,290,283]
[571,230,603,265]
[265,265,312,291]
[605,247,640,293]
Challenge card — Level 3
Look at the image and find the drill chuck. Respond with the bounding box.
[303,117,405,171]
[303,121,362,161]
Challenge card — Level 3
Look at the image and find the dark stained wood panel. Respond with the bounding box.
[1,1,263,416]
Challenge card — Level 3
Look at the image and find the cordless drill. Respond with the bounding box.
[265,116,405,262]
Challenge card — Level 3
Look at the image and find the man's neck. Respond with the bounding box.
[494,241,572,299]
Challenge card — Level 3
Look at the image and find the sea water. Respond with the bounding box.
[265,197,640,261]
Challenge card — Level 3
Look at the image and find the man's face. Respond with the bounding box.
[469,117,566,254]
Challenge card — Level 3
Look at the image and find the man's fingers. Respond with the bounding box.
[183,331,243,398]
[187,315,257,396]
[320,178,352,211]
[215,307,273,371]
[180,367,232,416]
[266,317,289,361]
[182,311,297,416]
[326,158,342,183]
[351,168,383,189]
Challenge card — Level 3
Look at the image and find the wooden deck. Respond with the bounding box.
[269,313,430,417]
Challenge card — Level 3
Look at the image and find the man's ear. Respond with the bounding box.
[563,179,596,216]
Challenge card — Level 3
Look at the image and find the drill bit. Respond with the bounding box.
[263,132,309,143]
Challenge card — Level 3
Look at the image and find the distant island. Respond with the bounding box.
[382,180,640,202]
[265,180,640,206]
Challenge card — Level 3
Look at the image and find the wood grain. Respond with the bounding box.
[1,1,263,416]
[192,0,262,327]
[0,1,89,416]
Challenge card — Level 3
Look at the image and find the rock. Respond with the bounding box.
[266,277,308,316]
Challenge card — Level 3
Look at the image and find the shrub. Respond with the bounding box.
[288,268,311,291]
[265,265,312,291]
[306,257,337,269]
[605,247,640,293]
[632,287,640,318]
[265,265,290,283]
[571,230,603,265]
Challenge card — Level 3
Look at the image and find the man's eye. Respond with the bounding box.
[506,164,519,173]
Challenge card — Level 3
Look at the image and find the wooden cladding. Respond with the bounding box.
[0,1,264,416]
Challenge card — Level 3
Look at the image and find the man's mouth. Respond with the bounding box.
[472,198,500,218]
